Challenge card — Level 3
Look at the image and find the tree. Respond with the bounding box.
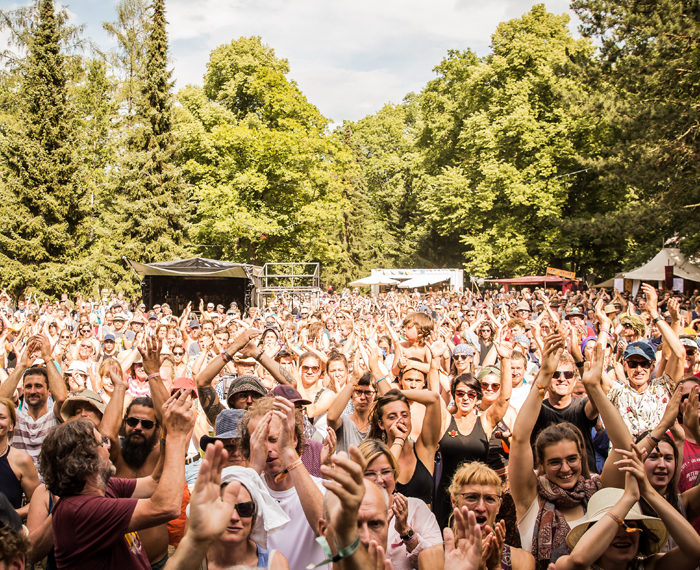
[111,0,188,269]
[572,0,699,260]
[0,0,88,294]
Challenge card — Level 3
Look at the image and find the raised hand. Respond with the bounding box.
[187,441,237,543]
[272,397,297,462]
[581,342,604,389]
[539,332,565,382]
[641,283,658,318]
[162,389,197,437]
[320,427,337,468]
[667,298,680,323]
[248,411,273,473]
[391,492,410,535]
[444,507,482,570]
[614,443,650,497]
[138,335,162,376]
[494,327,513,359]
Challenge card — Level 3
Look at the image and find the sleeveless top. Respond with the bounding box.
[501,544,512,570]
[434,414,489,529]
[395,443,434,506]
[0,446,22,509]
[200,545,274,569]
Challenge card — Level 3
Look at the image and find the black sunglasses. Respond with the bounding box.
[173,351,184,356]
[552,370,575,380]
[125,417,156,430]
[233,500,255,518]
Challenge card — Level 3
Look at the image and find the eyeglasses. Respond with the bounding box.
[457,492,501,506]
[60,335,70,339]
[233,501,256,518]
[364,468,395,482]
[552,370,575,380]
[354,389,375,398]
[454,390,478,400]
[546,454,581,470]
[454,354,470,361]
[301,365,320,373]
[625,360,652,370]
[125,417,156,430]
[480,382,500,392]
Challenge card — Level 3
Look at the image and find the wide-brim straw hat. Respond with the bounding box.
[566,488,667,554]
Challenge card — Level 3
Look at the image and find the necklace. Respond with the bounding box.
[0,442,9,457]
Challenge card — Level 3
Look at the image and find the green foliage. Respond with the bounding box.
[0,0,89,294]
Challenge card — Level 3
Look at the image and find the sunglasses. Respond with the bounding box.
[625,360,652,369]
[454,390,478,400]
[480,382,500,392]
[552,370,575,380]
[173,351,184,356]
[233,500,256,518]
[301,365,320,373]
[125,417,156,430]
[453,354,470,361]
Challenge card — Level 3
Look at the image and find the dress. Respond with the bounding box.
[434,414,489,529]
[395,444,434,506]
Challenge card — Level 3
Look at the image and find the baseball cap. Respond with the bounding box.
[104,333,116,343]
[66,361,89,376]
[200,408,245,449]
[60,390,106,422]
[171,377,197,397]
[148,312,158,321]
[270,384,311,406]
[680,337,698,350]
[188,319,201,329]
[623,341,656,362]
[226,376,267,406]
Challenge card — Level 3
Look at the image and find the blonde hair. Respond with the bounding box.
[358,439,400,478]
[448,461,502,499]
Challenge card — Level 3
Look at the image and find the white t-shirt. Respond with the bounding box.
[265,476,328,570]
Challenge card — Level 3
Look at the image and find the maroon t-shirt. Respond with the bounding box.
[53,477,150,569]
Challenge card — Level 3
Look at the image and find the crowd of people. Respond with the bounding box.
[0,284,699,569]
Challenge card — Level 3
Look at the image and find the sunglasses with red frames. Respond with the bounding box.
[301,365,320,373]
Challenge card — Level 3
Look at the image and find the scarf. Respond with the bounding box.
[531,474,601,564]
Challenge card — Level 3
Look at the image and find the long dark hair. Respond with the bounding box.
[635,431,681,515]
[368,389,409,442]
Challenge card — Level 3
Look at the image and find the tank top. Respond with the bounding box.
[434,414,489,529]
[395,443,434,505]
[0,446,22,509]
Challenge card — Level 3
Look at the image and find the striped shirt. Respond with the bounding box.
[12,407,60,470]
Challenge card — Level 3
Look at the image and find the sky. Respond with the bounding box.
[1,0,580,123]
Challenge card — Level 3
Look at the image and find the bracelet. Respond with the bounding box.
[605,511,625,527]
[374,375,387,385]
[274,458,303,483]
[400,528,415,542]
[146,372,160,380]
[652,316,663,324]
[575,360,584,369]
[392,437,405,445]
[307,534,361,569]
[536,384,546,397]
[221,351,233,363]
[647,433,661,445]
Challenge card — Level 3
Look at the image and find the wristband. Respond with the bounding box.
[605,511,624,526]
[221,351,233,363]
[392,437,405,445]
[146,372,160,380]
[374,375,387,385]
[575,361,584,369]
[647,433,661,446]
[274,458,303,483]
[307,534,361,569]
[652,316,663,324]
[400,528,415,542]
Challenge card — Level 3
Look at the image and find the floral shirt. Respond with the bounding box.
[607,374,672,438]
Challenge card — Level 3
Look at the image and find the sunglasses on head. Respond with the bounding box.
[552,370,575,380]
[125,417,156,429]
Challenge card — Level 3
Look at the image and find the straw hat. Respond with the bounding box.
[566,488,667,554]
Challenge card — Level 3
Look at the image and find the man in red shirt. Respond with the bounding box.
[38,348,195,570]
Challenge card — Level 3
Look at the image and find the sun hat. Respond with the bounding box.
[619,313,646,336]
[515,300,531,312]
[566,487,667,554]
[60,390,106,422]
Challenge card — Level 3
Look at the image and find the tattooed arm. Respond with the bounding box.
[198,385,225,427]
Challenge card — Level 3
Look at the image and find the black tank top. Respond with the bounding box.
[395,443,433,505]
[434,414,489,529]
[0,446,22,509]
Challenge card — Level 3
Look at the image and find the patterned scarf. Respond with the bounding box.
[531,474,601,564]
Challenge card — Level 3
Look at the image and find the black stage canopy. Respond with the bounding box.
[125,257,263,313]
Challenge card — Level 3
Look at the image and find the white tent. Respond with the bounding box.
[397,274,451,289]
[348,275,399,287]
[622,247,700,281]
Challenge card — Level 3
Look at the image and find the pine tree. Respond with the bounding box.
[114,0,188,265]
[0,0,87,294]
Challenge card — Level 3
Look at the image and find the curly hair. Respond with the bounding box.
[39,420,102,497]
[0,526,29,565]
[402,312,433,343]
[239,397,306,460]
